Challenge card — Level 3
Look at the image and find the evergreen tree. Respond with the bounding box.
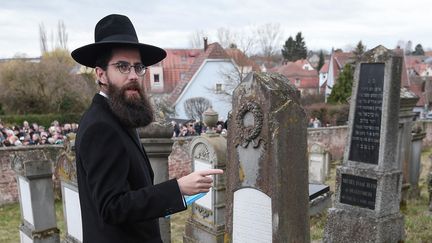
[294,32,307,60]
[281,36,295,61]
[412,44,425,55]
[317,50,325,72]
[327,64,354,104]
[281,32,307,61]
[353,41,366,60]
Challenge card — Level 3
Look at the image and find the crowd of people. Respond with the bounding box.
[0,120,78,147]
[171,119,228,137]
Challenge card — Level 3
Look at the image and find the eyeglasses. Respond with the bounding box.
[108,61,147,76]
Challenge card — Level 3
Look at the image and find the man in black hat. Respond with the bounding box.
[72,14,223,243]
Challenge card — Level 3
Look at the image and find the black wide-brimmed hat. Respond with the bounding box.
[71,14,166,68]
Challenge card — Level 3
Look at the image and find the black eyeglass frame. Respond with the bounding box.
[108,61,147,76]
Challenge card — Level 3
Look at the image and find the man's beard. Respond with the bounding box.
[107,80,154,128]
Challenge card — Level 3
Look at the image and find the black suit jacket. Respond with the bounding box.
[75,94,186,243]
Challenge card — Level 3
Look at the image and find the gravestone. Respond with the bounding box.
[324,46,404,242]
[225,72,310,243]
[56,134,83,243]
[1,145,63,243]
[309,142,330,184]
[409,124,426,198]
[397,88,419,202]
[183,108,227,242]
[138,122,174,243]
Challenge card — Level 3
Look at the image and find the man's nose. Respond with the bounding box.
[128,66,140,80]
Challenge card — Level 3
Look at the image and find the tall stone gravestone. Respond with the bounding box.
[57,134,83,243]
[324,46,404,242]
[138,122,175,243]
[183,108,226,242]
[225,72,310,243]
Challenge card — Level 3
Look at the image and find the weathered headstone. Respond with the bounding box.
[1,145,63,243]
[324,46,404,242]
[309,142,330,184]
[225,72,310,243]
[138,122,174,243]
[397,88,419,201]
[57,134,83,243]
[409,124,426,198]
[183,107,227,243]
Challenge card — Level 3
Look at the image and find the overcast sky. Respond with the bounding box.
[0,0,431,58]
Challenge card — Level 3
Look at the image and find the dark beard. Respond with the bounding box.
[107,81,154,128]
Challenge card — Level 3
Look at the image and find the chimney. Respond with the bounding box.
[203,37,208,51]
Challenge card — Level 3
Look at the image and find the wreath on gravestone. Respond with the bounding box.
[235,101,264,148]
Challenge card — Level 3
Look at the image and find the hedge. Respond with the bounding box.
[0,113,83,127]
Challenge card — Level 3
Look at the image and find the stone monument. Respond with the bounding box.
[324,45,404,242]
[1,145,63,243]
[309,142,330,184]
[56,134,83,243]
[225,72,310,243]
[397,87,419,202]
[183,107,227,243]
[409,123,426,198]
[138,122,175,243]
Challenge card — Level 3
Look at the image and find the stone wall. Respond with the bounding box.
[0,154,18,205]
[168,137,193,179]
[308,126,348,161]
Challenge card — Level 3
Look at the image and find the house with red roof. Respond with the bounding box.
[144,49,203,94]
[167,42,255,120]
[325,50,356,101]
[270,59,319,95]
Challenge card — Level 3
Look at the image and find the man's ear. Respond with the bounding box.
[95,67,107,86]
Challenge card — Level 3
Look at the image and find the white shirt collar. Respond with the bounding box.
[99,91,108,98]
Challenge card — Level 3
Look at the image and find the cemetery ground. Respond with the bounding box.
[1,150,432,242]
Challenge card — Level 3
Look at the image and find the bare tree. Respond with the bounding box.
[39,23,48,54]
[57,20,68,50]
[255,23,283,59]
[216,27,236,49]
[189,30,209,48]
[184,97,211,121]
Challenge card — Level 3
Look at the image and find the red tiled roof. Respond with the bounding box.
[270,59,319,89]
[333,51,355,68]
[319,61,329,73]
[167,42,230,105]
[271,60,316,77]
[144,48,203,93]
[225,48,260,71]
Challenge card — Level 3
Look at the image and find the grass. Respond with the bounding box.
[1,150,432,242]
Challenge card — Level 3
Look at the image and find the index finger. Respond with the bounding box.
[197,169,224,176]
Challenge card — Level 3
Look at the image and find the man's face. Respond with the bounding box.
[102,48,144,100]
[97,47,154,128]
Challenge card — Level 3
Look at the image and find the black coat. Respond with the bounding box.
[75,94,186,243]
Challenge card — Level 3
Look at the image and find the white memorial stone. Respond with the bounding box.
[233,188,272,243]
[64,186,83,241]
[18,176,34,225]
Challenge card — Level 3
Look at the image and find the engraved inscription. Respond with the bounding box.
[233,188,272,243]
[349,63,385,164]
[340,174,377,210]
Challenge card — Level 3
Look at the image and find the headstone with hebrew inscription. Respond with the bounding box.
[225,72,310,243]
[324,46,405,242]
